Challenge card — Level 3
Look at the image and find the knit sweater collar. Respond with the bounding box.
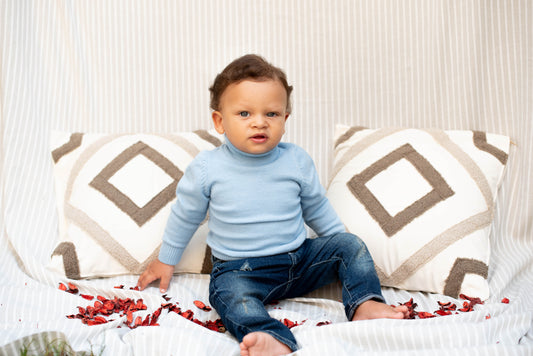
[223,136,280,165]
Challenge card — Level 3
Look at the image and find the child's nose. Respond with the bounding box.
[252,115,268,127]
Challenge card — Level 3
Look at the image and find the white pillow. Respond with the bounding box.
[327,125,510,300]
[48,130,223,279]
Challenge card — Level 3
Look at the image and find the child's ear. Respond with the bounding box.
[212,111,225,134]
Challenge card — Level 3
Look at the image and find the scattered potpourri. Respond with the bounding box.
[282,318,333,329]
[60,282,225,331]
[58,282,79,294]
[396,294,510,319]
[60,283,510,329]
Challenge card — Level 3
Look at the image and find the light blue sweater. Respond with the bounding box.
[158,139,345,265]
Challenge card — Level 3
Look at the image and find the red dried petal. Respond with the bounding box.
[398,298,418,319]
[204,320,220,332]
[59,283,67,291]
[501,298,510,304]
[435,300,457,316]
[193,300,212,311]
[67,283,79,294]
[134,316,142,327]
[103,300,115,310]
[169,305,182,314]
[136,299,147,310]
[150,308,162,326]
[435,310,452,316]
[417,312,436,319]
[283,318,296,328]
[193,300,206,309]
[459,294,483,306]
[126,310,133,324]
[180,310,194,320]
[86,306,95,318]
[152,308,162,320]
[94,316,107,324]
[217,321,226,333]
[80,294,94,300]
[114,285,125,289]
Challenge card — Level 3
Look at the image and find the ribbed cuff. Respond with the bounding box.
[158,241,184,266]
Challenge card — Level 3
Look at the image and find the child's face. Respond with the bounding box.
[212,79,289,155]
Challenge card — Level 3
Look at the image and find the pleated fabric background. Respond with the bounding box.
[1,1,532,355]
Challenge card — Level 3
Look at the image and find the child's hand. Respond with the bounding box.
[137,259,175,293]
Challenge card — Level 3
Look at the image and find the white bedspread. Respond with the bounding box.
[1,1,532,355]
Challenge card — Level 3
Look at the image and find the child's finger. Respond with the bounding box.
[137,271,155,291]
[159,273,171,293]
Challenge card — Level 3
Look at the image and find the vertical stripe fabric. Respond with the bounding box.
[1,1,531,355]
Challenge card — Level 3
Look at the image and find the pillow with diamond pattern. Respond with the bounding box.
[48,130,223,279]
[326,125,510,300]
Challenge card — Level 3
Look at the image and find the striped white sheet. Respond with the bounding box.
[1,1,531,355]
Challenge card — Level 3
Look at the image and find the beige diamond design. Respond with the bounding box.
[347,143,454,237]
[90,141,183,227]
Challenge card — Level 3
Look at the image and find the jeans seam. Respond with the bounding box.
[264,282,289,303]
[308,256,340,269]
[278,252,299,298]
[339,258,355,303]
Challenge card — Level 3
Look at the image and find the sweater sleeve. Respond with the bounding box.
[158,153,210,265]
[296,148,346,236]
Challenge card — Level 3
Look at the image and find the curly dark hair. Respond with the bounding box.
[209,54,293,113]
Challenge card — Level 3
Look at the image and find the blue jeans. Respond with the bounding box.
[208,232,385,352]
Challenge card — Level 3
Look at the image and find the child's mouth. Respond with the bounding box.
[250,134,268,143]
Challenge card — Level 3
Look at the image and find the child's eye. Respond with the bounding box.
[266,112,279,118]
[239,111,250,118]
